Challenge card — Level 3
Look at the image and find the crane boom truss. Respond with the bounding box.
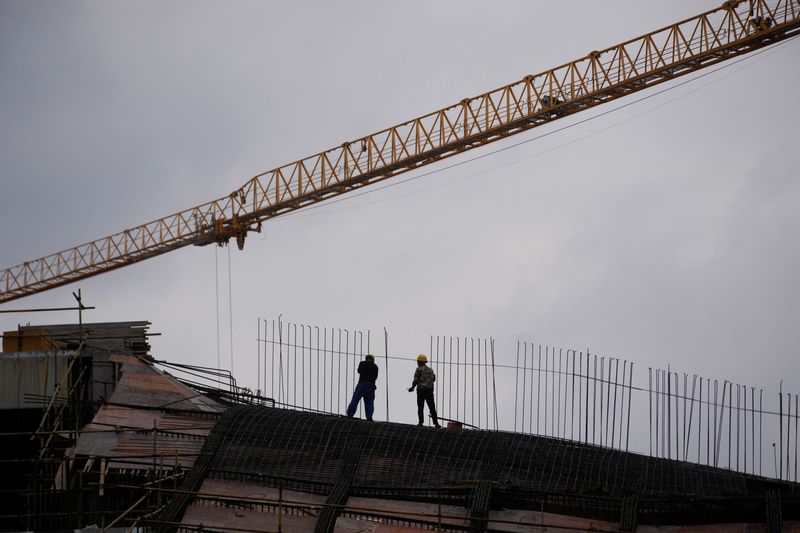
[2,0,799,303]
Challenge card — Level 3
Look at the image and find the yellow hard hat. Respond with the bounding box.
[416,354,428,362]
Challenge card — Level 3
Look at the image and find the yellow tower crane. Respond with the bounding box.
[1,0,798,303]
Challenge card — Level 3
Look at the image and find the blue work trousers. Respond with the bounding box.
[346,381,375,420]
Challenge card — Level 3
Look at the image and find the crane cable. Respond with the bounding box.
[281,34,799,220]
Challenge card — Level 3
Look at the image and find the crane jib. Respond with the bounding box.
[2,0,799,303]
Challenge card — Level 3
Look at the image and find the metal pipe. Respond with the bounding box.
[0,305,96,313]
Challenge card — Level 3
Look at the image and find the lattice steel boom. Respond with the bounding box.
[2,0,799,303]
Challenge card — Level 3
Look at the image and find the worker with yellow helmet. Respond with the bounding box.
[408,353,440,427]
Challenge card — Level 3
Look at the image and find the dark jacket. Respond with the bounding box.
[357,360,379,385]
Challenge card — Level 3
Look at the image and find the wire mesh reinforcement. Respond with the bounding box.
[205,405,795,501]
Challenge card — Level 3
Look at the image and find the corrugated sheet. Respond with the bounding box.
[0,350,74,410]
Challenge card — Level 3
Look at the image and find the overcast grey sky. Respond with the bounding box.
[1,1,798,443]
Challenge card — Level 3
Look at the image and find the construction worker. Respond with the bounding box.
[346,354,378,421]
[408,354,440,427]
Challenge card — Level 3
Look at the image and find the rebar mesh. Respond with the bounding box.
[205,405,792,501]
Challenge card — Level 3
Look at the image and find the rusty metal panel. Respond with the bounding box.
[71,353,223,471]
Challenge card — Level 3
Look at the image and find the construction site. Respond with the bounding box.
[1,1,800,531]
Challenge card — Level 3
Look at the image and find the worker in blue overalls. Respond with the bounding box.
[346,354,378,421]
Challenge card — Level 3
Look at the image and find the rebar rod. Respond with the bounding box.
[449,336,453,422]
[557,349,563,439]
[605,357,612,447]
[686,375,696,462]
[301,324,306,409]
[618,360,626,449]
[584,352,589,445]
[611,359,619,449]
[728,381,732,470]
[471,337,475,427]
[652,368,657,457]
[760,388,763,475]
[528,343,534,434]
[698,377,703,464]
[384,327,389,422]
[715,381,727,469]
[592,354,596,446]
[515,341,520,433]
[544,347,550,437]
[484,339,489,428]
[564,349,570,439]
[682,373,687,461]
[579,352,584,443]
[736,383,740,472]
[675,372,680,460]
[293,323,297,408]
[750,387,755,473]
[779,385,783,479]
[785,392,790,480]
[744,384,748,473]
[456,336,461,422]
[625,362,633,451]
[491,338,499,430]
[571,351,576,442]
